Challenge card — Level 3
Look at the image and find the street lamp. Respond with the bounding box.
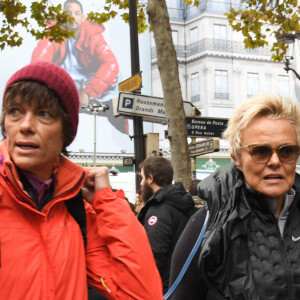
[81,103,109,167]
[277,32,300,80]
[283,56,300,81]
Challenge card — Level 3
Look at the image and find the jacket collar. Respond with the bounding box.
[0,140,87,200]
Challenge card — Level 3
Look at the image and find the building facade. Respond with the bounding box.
[151,0,294,179]
[68,0,299,187]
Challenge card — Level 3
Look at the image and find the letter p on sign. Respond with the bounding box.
[122,97,134,109]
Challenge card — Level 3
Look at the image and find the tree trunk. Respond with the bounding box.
[147,0,191,190]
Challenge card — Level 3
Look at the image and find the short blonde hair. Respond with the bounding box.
[223,94,300,159]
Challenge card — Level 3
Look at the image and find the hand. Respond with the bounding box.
[82,167,111,204]
[79,89,90,106]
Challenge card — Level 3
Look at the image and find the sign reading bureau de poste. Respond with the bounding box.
[186,117,228,138]
[113,92,200,124]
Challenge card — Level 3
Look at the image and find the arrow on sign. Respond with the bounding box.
[118,73,142,93]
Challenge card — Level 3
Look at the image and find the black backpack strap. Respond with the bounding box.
[66,192,108,299]
[65,190,87,248]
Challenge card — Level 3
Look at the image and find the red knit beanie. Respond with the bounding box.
[4,61,79,145]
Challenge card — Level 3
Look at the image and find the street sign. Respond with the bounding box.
[113,92,201,124]
[186,116,228,138]
[113,92,166,123]
[123,157,134,166]
[118,73,142,93]
[189,138,220,156]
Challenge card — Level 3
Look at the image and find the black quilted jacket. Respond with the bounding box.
[199,162,300,300]
[169,163,300,300]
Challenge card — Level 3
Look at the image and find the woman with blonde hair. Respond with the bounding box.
[168,94,300,300]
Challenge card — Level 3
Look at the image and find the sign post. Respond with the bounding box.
[129,0,145,191]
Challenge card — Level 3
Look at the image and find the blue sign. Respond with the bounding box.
[122,97,134,109]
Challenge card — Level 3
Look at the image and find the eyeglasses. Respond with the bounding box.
[240,144,300,164]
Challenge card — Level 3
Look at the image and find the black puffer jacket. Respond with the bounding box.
[199,162,300,300]
[138,182,196,294]
[169,163,300,300]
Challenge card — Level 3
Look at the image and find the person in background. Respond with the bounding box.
[134,189,145,215]
[168,94,300,300]
[0,61,163,300]
[138,156,196,294]
[125,196,136,213]
[188,179,205,209]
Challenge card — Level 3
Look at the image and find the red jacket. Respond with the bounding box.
[31,20,119,99]
[0,140,163,300]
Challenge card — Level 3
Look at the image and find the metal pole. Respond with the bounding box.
[129,0,145,190]
[93,109,97,167]
[83,103,108,167]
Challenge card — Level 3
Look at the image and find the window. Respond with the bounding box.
[214,24,227,50]
[191,72,199,102]
[213,24,227,49]
[189,27,198,54]
[207,0,231,13]
[171,30,178,46]
[166,0,182,9]
[215,70,228,99]
[213,24,227,40]
[278,75,290,97]
[247,73,259,97]
[190,27,198,44]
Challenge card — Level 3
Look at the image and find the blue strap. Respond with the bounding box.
[164,210,210,300]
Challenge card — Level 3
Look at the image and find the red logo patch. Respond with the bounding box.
[148,216,158,226]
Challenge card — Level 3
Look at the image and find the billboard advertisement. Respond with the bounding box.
[0,0,153,153]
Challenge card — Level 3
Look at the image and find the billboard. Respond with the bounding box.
[0,0,153,153]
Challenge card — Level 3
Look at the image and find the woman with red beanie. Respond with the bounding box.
[0,61,163,300]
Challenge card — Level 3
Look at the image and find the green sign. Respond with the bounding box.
[196,157,231,172]
[76,162,134,172]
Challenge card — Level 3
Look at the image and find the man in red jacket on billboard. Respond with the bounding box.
[31,0,128,134]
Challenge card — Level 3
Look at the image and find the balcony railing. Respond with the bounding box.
[247,93,259,98]
[167,0,242,21]
[215,92,229,99]
[151,38,272,60]
[191,94,200,102]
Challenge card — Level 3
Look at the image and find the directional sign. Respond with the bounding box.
[186,117,228,138]
[118,73,142,93]
[113,92,166,123]
[112,92,200,124]
[189,138,220,156]
[123,157,134,166]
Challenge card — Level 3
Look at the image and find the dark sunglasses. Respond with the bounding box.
[241,144,300,164]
